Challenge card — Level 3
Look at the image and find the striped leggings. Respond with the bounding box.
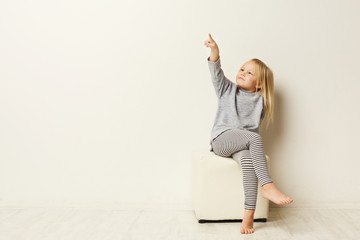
[211,129,273,210]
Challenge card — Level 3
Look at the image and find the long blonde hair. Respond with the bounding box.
[245,58,274,130]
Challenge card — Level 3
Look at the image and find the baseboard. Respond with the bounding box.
[0,201,194,210]
[0,201,359,210]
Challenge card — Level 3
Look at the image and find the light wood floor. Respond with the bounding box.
[0,207,359,240]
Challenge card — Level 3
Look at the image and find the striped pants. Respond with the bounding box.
[211,129,273,210]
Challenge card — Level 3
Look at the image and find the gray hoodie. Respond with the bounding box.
[208,56,265,152]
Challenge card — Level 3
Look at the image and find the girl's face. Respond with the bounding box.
[235,61,261,92]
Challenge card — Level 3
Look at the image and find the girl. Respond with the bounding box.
[203,33,293,234]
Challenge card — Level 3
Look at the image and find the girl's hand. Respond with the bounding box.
[204,33,219,50]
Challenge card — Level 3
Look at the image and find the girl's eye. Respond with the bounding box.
[240,69,252,75]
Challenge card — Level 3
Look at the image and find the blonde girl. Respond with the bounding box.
[204,33,293,234]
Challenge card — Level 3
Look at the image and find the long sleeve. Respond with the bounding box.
[207,56,232,98]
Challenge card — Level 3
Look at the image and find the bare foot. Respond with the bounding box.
[262,182,293,205]
[240,209,255,234]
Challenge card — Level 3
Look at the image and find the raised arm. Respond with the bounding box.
[204,33,232,98]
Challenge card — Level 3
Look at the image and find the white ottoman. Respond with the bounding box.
[192,149,270,223]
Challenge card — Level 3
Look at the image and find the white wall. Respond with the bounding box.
[0,0,359,209]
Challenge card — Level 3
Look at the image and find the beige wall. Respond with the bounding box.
[0,0,359,209]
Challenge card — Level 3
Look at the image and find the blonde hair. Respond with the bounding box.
[243,58,274,130]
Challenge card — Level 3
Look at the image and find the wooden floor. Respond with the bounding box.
[0,207,359,239]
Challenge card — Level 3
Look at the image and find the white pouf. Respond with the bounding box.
[192,149,270,223]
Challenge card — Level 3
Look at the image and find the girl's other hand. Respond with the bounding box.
[204,33,218,50]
